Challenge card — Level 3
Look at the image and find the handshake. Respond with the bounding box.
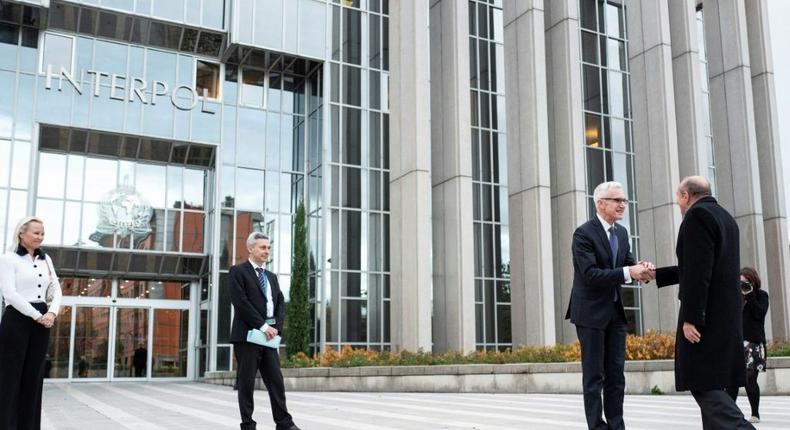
[629,261,656,283]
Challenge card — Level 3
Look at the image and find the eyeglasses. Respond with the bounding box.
[601,197,629,205]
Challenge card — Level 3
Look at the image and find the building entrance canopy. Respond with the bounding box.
[46,247,209,281]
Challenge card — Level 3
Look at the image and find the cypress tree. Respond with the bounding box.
[286,202,310,357]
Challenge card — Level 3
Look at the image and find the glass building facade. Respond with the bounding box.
[580,0,642,334]
[2,0,786,381]
[695,5,717,196]
[468,0,510,351]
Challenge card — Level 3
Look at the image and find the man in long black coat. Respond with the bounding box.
[653,176,754,429]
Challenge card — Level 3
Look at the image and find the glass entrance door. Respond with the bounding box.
[113,307,149,378]
[46,277,195,381]
[73,306,111,379]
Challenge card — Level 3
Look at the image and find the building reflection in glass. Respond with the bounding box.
[73,306,109,378]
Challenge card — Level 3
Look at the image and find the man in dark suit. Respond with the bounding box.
[229,232,300,430]
[566,181,653,430]
[651,176,754,429]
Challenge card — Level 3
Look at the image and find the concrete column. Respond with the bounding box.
[668,0,709,178]
[745,0,790,341]
[627,1,683,333]
[429,0,476,353]
[502,0,556,347]
[702,0,770,336]
[389,0,433,351]
[543,0,587,344]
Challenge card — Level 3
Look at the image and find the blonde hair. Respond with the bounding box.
[9,216,45,252]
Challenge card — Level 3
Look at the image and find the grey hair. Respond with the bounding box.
[9,216,45,252]
[678,176,712,199]
[246,232,269,247]
[592,181,624,204]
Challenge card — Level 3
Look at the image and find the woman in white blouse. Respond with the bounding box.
[0,216,62,430]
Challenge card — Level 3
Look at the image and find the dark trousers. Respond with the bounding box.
[0,303,50,430]
[726,369,761,418]
[234,342,293,430]
[691,389,755,429]
[576,304,627,430]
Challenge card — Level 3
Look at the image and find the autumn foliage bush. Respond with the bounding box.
[282,331,790,368]
[282,330,681,368]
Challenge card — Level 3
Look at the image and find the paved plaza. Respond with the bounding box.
[41,382,790,429]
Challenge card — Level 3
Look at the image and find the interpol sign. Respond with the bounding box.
[44,64,217,114]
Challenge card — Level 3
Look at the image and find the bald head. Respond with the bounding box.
[678,176,712,199]
[676,176,712,216]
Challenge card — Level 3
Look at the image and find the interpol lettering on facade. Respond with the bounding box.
[44,64,216,114]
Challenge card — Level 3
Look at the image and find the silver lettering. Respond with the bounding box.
[86,70,109,97]
[58,66,83,94]
[171,85,198,110]
[44,66,214,111]
[110,74,126,100]
[129,77,148,104]
[200,88,216,114]
[151,80,168,105]
[45,64,54,90]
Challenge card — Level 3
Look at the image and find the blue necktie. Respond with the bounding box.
[608,226,619,267]
[255,267,268,299]
[609,226,620,302]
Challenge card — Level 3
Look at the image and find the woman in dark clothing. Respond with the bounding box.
[726,267,769,424]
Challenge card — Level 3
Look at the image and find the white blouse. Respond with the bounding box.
[0,249,62,320]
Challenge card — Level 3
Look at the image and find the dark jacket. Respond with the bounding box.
[743,289,769,344]
[566,217,635,329]
[228,261,286,343]
[655,196,744,392]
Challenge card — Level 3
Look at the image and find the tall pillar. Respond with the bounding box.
[389,0,433,351]
[627,1,682,332]
[502,0,556,346]
[745,0,790,341]
[544,0,587,343]
[703,0,771,337]
[668,0,709,178]
[429,0,476,353]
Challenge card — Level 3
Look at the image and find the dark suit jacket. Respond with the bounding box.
[566,217,635,329]
[655,196,744,391]
[228,261,286,343]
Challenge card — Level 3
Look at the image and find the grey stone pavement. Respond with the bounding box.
[42,382,790,429]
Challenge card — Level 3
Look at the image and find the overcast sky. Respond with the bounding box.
[767,0,790,235]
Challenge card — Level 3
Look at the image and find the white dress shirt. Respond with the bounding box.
[248,259,275,333]
[0,248,62,320]
[596,214,632,284]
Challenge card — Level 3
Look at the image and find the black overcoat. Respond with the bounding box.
[655,196,744,392]
[228,261,287,343]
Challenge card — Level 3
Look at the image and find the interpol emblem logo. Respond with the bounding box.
[94,186,154,238]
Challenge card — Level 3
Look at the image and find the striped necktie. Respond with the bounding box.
[255,267,268,299]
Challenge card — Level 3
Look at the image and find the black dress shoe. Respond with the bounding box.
[282,426,301,430]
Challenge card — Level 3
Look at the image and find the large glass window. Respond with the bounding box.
[0,3,39,48]
[696,7,717,196]
[325,1,390,351]
[241,68,266,108]
[470,0,510,351]
[579,0,642,335]
[40,32,74,75]
[196,60,221,100]
[36,151,209,254]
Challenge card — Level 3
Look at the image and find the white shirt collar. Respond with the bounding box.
[596,213,615,233]
[248,259,266,271]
